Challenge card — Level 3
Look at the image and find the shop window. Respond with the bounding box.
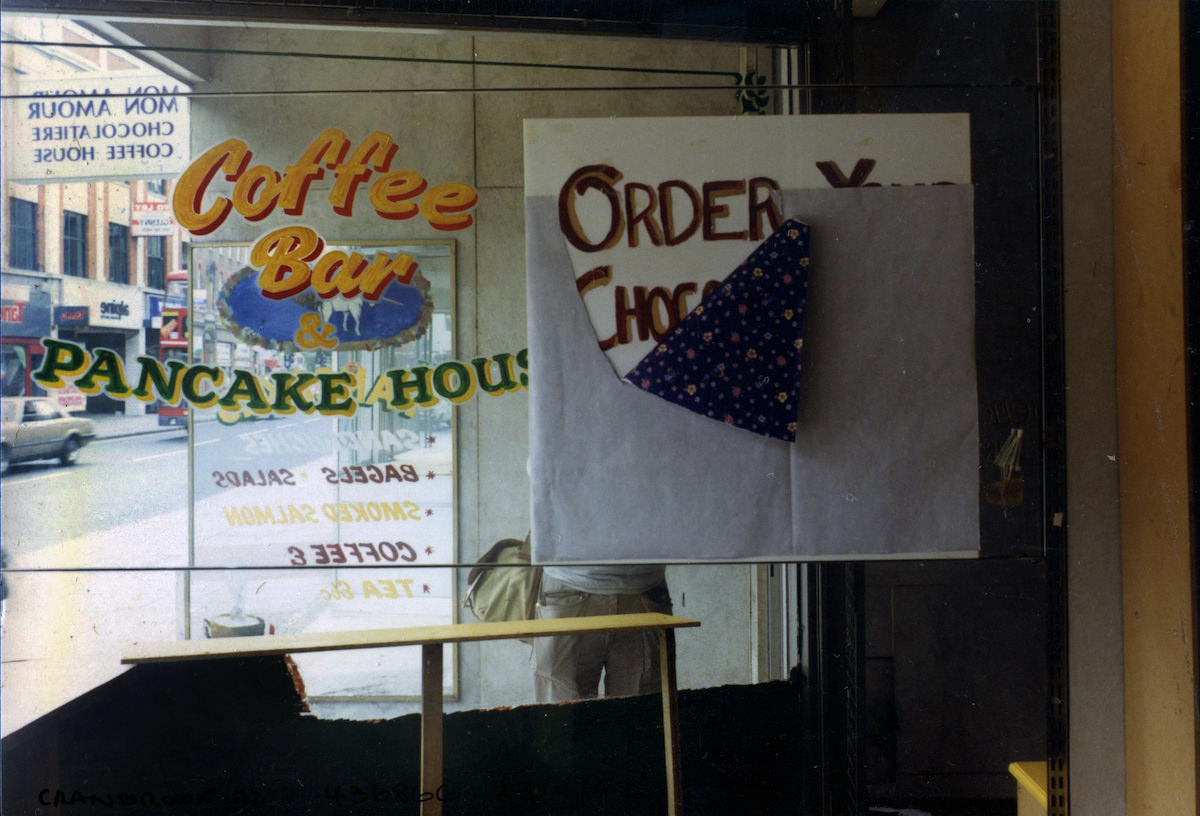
[9,197,38,271]
[148,179,166,196]
[146,235,166,289]
[181,241,189,270]
[2,345,29,396]
[0,13,1067,815]
[62,211,87,277]
[108,222,130,284]
[187,240,458,700]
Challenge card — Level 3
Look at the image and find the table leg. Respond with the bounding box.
[659,628,683,816]
[421,643,444,816]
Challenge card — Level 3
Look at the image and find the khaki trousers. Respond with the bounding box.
[533,575,673,702]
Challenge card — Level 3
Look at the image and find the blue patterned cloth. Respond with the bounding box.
[624,219,810,441]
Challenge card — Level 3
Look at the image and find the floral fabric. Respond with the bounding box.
[624,219,810,441]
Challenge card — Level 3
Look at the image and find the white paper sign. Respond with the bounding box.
[131,201,176,236]
[525,115,979,562]
[4,74,190,183]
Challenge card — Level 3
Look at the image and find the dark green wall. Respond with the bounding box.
[3,656,803,815]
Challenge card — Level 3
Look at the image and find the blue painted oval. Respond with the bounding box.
[219,266,433,351]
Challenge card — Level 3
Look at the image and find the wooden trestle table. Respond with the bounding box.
[123,612,700,815]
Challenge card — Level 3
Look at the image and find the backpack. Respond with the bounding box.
[463,535,542,637]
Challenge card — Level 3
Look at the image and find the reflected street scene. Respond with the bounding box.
[187,242,457,699]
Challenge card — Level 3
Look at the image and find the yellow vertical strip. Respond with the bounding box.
[1111,2,1197,815]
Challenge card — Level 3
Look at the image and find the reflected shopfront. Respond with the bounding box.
[3,3,1167,815]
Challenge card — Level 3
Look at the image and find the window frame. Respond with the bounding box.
[62,210,87,278]
[8,197,38,271]
[146,234,166,290]
[108,221,130,284]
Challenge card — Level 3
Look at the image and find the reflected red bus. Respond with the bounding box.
[158,270,189,427]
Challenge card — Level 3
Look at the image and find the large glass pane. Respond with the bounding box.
[0,6,1061,815]
[187,241,457,699]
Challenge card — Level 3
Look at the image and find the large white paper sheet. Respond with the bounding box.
[527,185,978,562]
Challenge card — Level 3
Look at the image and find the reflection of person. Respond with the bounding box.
[533,565,672,702]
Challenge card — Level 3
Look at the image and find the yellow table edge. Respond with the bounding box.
[1008,760,1048,810]
[122,613,700,664]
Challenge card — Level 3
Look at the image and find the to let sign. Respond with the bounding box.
[132,202,175,237]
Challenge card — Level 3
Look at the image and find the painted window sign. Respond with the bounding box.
[172,130,478,235]
[33,335,527,420]
[185,237,459,699]
[32,129,525,421]
[10,128,478,701]
[217,261,434,352]
[175,128,476,354]
[151,132,480,699]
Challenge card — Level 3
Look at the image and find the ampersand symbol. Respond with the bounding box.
[295,312,338,349]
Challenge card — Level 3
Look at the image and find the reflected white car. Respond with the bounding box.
[1,397,96,475]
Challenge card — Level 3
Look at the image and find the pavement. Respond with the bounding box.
[83,410,212,440]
